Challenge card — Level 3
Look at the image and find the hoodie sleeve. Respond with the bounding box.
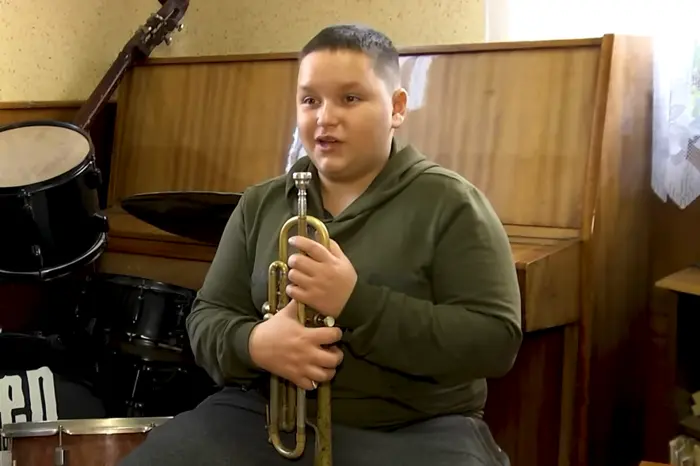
[185,193,264,387]
[335,184,523,381]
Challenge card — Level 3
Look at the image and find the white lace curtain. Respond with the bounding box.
[485,0,700,209]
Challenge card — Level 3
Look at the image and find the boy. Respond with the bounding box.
[119,24,521,466]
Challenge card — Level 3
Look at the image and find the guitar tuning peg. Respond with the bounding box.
[165,35,173,45]
[177,23,184,32]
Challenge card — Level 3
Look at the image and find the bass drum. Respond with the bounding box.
[0,120,109,281]
[0,332,107,459]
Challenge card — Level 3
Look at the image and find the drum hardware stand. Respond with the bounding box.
[126,364,152,418]
[124,361,186,417]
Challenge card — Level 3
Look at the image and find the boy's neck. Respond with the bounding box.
[320,163,384,217]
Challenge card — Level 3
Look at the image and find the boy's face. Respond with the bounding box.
[296,49,407,183]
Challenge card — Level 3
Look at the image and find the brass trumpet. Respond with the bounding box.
[262,171,335,466]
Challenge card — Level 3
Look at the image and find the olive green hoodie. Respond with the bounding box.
[186,140,522,430]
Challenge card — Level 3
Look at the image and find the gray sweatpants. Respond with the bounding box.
[118,387,510,466]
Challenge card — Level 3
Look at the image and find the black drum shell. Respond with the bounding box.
[82,274,196,354]
[0,120,109,280]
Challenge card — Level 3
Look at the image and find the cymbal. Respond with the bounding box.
[121,191,242,244]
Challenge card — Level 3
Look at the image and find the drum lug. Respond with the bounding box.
[21,190,33,215]
[85,167,103,190]
[134,286,146,326]
[92,212,110,233]
[19,191,44,269]
[32,244,44,269]
[54,446,65,466]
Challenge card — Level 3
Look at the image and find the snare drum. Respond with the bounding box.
[0,120,109,280]
[1,417,170,466]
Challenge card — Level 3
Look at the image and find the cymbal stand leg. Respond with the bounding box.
[126,363,149,417]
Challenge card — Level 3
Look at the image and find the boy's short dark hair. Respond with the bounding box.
[300,24,401,89]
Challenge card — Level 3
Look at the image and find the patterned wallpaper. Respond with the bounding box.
[0,0,485,102]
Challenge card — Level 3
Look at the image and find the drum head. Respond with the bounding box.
[0,121,91,189]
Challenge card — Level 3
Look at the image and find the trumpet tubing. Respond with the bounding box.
[262,171,334,466]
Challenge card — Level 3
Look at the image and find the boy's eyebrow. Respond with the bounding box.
[298,82,365,92]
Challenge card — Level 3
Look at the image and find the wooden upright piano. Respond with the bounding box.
[0,34,654,466]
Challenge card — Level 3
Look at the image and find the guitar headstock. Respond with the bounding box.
[130,0,190,56]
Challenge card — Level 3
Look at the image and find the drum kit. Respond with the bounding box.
[0,1,248,464]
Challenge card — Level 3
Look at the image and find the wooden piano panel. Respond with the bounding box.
[397,46,600,229]
[512,240,580,331]
[99,251,211,292]
[108,59,299,204]
[105,207,216,261]
[105,203,580,333]
[105,44,596,334]
[108,44,601,234]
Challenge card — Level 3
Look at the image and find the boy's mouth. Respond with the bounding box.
[316,135,340,143]
[315,135,341,150]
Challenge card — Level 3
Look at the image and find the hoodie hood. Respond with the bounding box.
[284,138,439,223]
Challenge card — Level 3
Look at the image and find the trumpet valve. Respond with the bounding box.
[262,302,274,320]
[313,314,335,328]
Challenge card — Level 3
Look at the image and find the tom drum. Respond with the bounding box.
[1,417,170,466]
[0,120,109,280]
[83,274,196,357]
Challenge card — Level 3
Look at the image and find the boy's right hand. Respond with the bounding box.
[248,299,344,390]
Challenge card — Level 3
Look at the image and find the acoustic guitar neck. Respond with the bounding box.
[72,51,141,130]
[72,0,190,130]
